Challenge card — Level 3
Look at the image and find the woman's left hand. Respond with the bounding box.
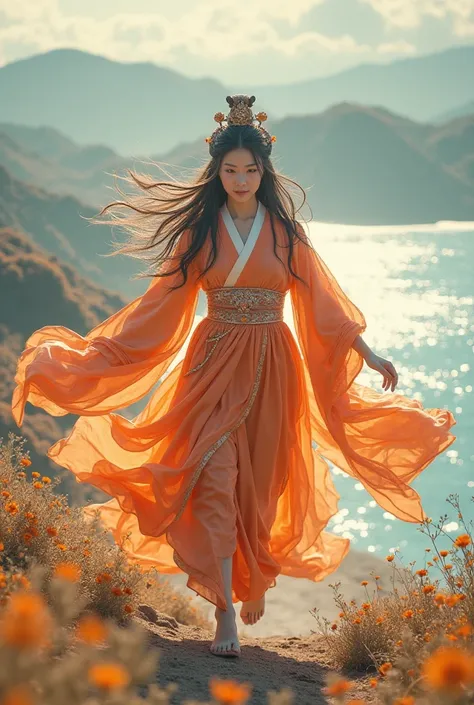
[364,352,399,392]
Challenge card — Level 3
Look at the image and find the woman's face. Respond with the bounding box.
[218,148,262,203]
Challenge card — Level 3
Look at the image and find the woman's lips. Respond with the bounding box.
[235,190,249,193]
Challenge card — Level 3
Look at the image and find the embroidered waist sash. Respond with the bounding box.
[206,287,285,325]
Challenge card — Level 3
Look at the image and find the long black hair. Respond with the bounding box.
[88,118,311,290]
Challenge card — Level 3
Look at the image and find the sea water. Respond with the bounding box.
[300,220,473,567]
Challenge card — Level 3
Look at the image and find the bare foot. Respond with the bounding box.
[210,606,241,657]
[240,593,265,625]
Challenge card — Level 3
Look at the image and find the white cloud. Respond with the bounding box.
[360,0,474,33]
[376,40,417,54]
[0,0,374,67]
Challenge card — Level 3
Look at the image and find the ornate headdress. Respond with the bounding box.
[205,94,276,157]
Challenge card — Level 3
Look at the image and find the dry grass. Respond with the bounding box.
[311,494,474,704]
[0,432,211,630]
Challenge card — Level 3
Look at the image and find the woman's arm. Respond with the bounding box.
[352,334,399,391]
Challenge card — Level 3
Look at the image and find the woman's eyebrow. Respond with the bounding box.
[223,162,256,167]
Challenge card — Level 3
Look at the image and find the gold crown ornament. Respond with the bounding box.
[205,94,276,157]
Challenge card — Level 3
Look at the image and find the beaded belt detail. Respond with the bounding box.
[206,287,285,325]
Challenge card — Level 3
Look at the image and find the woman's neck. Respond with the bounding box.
[226,195,259,220]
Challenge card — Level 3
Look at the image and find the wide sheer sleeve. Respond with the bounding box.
[12,230,200,426]
[290,224,456,524]
[289,226,367,412]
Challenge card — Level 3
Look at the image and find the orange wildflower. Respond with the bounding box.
[76,614,107,644]
[353,618,362,624]
[403,610,414,619]
[19,457,31,467]
[1,491,10,498]
[422,646,474,692]
[386,555,395,562]
[423,585,435,594]
[361,580,368,586]
[0,542,4,551]
[88,662,130,691]
[4,502,19,515]
[454,534,471,548]
[56,544,67,551]
[446,595,463,607]
[0,591,52,649]
[416,569,428,577]
[1,684,35,705]
[210,677,252,703]
[33,482,43,490]
[111,587,123,596]
[379,662,392,676]
[41,476,51,484]
[394,698,415,705]
[17,472,26,479]
[456,624,473,638]
[440,550,449,557]
[434,593,446,605]
[322,679,352,696]
[46,527,58,537]
[376,617,385,624]
[124,604,133,614]
[54,562,81,582]
[31,471,40,478]
[369,678,378,688]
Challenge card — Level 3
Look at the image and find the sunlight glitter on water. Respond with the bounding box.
[300,220,473,564]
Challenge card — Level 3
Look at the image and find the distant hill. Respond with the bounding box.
[153,103,474,225]
[0,165,147,297]
[0,228,125,503]
[242,45,474,126]
[0,124,125,206]
[1,46,473,156]
[433,100,474,124]
[0,49,226,156]
[1,103,474,225]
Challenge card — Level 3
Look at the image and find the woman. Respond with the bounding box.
[12,94,456,658]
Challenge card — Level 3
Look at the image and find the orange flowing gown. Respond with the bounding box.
[12,201,456,610]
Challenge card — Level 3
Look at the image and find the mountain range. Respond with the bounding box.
[0,228,124,502]
[0,46,473,156]
[1,101,473,228]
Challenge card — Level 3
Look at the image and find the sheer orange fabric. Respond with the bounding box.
[12,207,456,610]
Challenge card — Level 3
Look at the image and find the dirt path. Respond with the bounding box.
[135,605,378,705]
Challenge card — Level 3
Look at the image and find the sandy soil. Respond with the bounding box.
[131,549,401,703]
[135,605,379,705]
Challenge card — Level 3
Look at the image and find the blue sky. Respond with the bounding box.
[0,0,473,83]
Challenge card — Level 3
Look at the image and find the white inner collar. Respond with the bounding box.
[221,200,266,254]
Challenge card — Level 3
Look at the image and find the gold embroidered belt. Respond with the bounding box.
[206,287,285,325]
